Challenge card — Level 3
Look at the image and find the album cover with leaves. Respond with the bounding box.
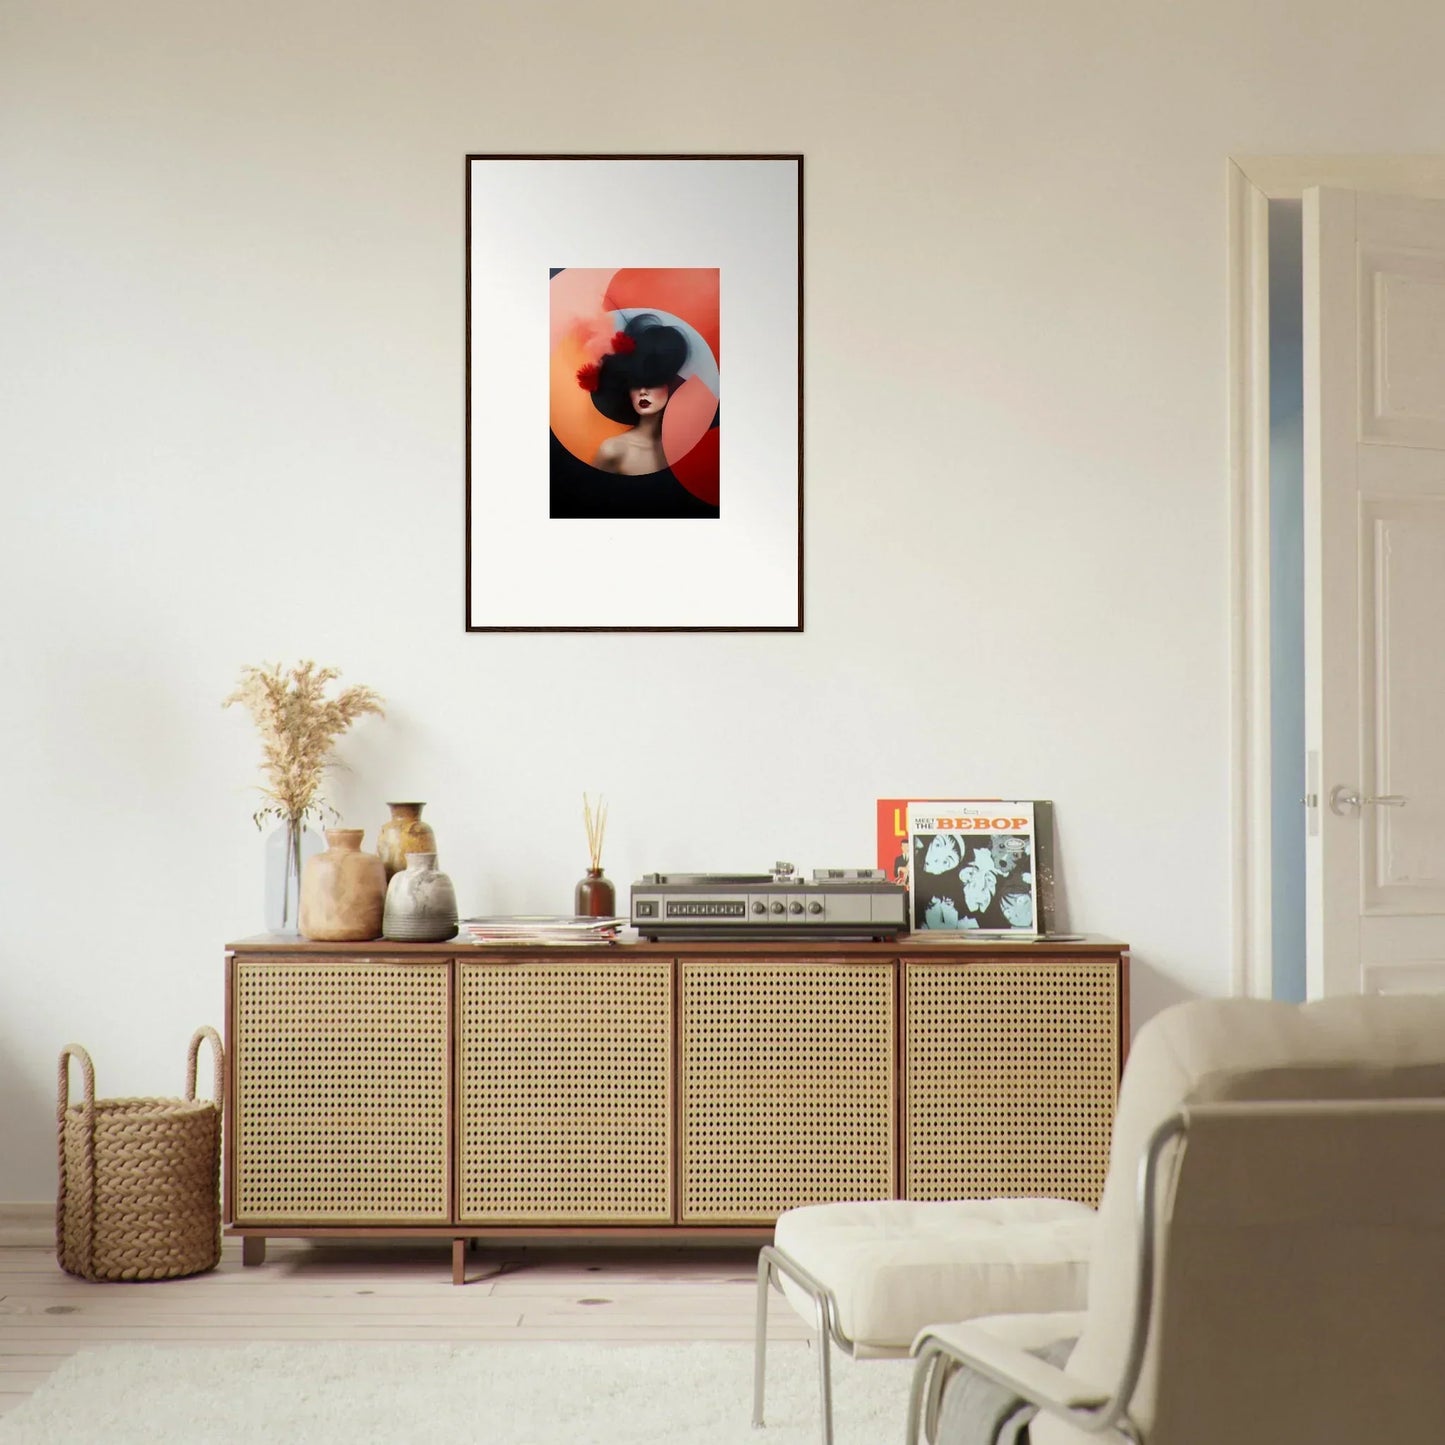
[897,799,1056,934]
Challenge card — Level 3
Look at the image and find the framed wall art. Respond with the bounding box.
[465,154,803,632]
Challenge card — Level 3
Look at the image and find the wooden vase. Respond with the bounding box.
[299,829,386,941]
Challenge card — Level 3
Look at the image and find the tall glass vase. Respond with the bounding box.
[264,819,322,935]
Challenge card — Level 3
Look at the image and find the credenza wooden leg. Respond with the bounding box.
[452,1238,465,1285]
[242,1236,266,1267]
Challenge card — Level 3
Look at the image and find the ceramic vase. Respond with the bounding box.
[383,853,460,942]
[299,829,386,941]
[377,802,438,880]
[574,868,616,918]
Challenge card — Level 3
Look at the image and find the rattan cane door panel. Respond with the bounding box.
[680,959,895,1223]
[457,959,673,1223]
[904,959,1118,1206]
[233,959,449,1223]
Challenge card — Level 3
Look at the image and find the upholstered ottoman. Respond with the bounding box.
[753,1198,1096,1445]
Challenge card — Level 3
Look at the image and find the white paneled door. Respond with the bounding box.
[1304,188,1445,996]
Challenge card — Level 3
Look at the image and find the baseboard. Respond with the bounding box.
[0,1201,53,1248]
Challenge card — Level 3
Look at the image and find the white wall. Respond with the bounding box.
[3,0,1442,1202]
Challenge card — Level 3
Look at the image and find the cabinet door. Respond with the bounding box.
[679,959,895,1223]
[457,959,673,1223]
[903,959,1119,1206]
[232,958,450,1223]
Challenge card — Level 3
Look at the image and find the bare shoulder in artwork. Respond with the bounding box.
[592,435,626,472]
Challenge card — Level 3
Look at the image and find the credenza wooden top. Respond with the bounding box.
[227,933,1128,958]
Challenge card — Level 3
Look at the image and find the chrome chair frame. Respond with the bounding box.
[906,1099,1445,1445]
[903,1114,1187,1445]
[753,1243,865,1445]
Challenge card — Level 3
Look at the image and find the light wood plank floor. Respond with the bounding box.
[0,1240,812,1416]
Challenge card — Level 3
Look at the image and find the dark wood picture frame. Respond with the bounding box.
[464,153,804,633]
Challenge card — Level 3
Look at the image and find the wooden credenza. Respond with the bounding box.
[224,935,1128,1281]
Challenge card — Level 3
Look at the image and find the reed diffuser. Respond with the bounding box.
[575,793,616,917]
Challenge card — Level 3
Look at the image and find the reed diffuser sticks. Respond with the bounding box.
[583,793,608,871]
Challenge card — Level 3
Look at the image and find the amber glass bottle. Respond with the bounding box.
[574,868,616,917]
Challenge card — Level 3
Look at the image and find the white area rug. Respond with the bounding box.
[0,1340,915,1444]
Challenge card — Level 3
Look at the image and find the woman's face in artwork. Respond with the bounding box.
[630,384,671,417]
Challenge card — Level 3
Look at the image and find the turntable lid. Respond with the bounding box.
[638,872,773,885]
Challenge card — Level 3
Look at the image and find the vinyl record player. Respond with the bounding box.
[631,862,907,941]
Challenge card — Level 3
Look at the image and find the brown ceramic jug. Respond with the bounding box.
[376,802,438,880]
[300,829,386,941]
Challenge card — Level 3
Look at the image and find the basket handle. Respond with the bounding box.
[185,1026,224,1105]
[56,1043,98,1277]
[57,1044,96,1125]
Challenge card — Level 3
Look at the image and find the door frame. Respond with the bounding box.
[1226,156,1445,999]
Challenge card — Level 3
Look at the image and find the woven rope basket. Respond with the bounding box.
[57,1026,223,1282]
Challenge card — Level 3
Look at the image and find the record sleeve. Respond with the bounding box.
[879,799,1056,934]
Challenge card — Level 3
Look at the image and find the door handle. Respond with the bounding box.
[1328,785,1408,815]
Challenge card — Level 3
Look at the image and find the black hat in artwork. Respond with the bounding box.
[578,312,689,426]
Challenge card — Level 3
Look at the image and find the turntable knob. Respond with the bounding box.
[788,901,804,915]
[808,901,824,915]
[752,901,766,915]
[770,901,785,915]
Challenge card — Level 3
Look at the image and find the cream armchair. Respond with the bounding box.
[906,994,1445,1445]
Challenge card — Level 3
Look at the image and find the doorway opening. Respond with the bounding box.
[1231,156,1445,999]
[1267,200,1305,1003]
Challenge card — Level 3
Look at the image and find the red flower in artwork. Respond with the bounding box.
[576,362,600,392]
[610,331,635,355]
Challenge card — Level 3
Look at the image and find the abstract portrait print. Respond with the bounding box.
[549,268,720,520]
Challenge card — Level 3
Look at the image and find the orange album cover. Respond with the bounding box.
[876,798,995,885]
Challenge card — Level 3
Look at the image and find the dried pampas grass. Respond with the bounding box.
[223,661,385,828]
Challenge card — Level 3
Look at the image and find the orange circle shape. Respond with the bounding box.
[550,331,626,468]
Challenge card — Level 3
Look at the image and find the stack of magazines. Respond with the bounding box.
[457,915,627,946]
